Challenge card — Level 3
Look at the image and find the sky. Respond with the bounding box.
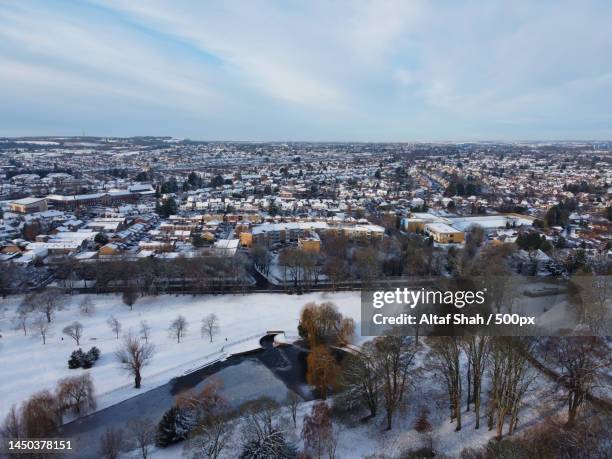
[1,0,611,141]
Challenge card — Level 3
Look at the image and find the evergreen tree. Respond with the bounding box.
[516,232,545,251]
[68,347,100,369]
[88,346,101,361]
[211,174,224,188]
[68,349,85,369]
[94,233,108,245]
[156,197,177,218]
[155,406,196,447]
[555,235,567,249]
[81,354,94,369]
[82,347,100,368]
[187,171,202,188]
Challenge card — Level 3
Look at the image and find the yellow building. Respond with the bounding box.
[240,232,253,248]
[404,219,427,232]
[9,197,48,214]
[298,236,321,253]
[99,243,120,256]
[425,223,465,244]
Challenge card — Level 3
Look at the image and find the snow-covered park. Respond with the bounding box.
[0,291,363,420]
[0,291,581,458]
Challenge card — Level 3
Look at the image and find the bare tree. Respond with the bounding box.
[201,313,219,343]
[374,336,416,430]
[35,288,64,323]
[175,378,227,423]
[462,336,490,429]
[21,289,63,323]
[341,340,380,419]
[428,336,462,431]
[171,380,232,456]
[352,246,382,287]
[251,245,272,275]
[169,315,188,343]
[323,256,348,291]
[19,292,38,314]
[1,405,22,439]
[122,285,138,310]
[99,426,125,459]
[107,316,122,339]
[239,397,295,459]
[140,320,151,343]
[464,224,485,258]
[57,373,96,416]
[12,307,29,336]
[286,392,300,428]
[188,414,234,459]
[544,336,610,426]
[302,402,335,459]
[79,296,96,316]
[573,275,611,334]
[115,333,155,388]
[487,337,535,439]
[62,321,84,345]
[278,248,303,288]
[128,418,155,459]
[32,315,51,344]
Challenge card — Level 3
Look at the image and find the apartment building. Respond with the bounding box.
[248,221,384,247]
[46,191,139,210]
[9,197,48,214]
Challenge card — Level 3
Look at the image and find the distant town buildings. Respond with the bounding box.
[0,137,610,292]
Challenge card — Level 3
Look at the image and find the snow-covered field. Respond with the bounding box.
[0,290,572,458]
[0,291,364,420]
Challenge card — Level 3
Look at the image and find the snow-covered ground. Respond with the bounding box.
[0,290,573,458]
[144,346,562,459]
[0,291,364,420]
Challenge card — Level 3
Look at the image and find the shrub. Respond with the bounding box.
[414,408,432,433]
[240,429,297,458]
[68,347,101,369]
[68,349,85,369]
[87,346,101,361]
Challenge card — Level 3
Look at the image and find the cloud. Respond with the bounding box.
[393,68,417,87]
[87,0,351,110]
[0,0,611,139]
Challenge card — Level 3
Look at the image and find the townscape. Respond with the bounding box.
[0,137,610,458]
[1,137,610,295]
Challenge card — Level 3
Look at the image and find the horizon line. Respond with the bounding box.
[1,135,611,145]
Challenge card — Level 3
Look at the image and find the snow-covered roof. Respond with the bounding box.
[10,197,46,206]
[426,222,461,234]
